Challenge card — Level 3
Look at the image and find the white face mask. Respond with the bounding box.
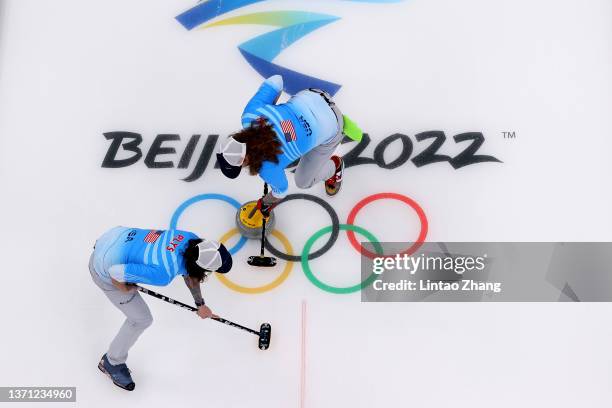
[219,136,246,166]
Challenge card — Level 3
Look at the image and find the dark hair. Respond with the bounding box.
[232,118,282,175]
[183,239,208,281]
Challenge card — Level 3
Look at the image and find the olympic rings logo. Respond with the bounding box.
[169,192,428,295]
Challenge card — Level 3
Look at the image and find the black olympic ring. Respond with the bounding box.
[264,193,340,262]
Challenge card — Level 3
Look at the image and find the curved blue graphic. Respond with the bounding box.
[176,0,403,96]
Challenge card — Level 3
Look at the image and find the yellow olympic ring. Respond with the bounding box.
[215,228,294,294]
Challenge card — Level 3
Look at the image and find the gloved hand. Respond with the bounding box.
[256,198,275,218]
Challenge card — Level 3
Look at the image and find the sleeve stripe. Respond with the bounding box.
[170,242,179,276]
[160,231,172,277]
[151,231,162,265]
[166,229,178,277]
[143,236,152,264]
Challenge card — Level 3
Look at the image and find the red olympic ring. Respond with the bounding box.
[346,192,428,260]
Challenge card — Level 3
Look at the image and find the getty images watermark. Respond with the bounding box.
[371,252,501,294]
[360,242,612,302]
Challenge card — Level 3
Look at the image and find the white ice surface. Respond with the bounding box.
[1,0,612,407]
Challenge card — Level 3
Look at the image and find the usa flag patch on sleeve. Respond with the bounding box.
[144,230,162,243]
[281,120,297,142]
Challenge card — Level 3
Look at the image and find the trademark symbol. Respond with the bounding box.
[502,131,516,139]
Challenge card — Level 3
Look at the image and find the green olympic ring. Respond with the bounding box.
[301,224,383,294]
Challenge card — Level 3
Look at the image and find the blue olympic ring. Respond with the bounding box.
[169,193,248,255]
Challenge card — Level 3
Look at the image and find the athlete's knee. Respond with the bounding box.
[130,313,153,330]
[294,174,315,189]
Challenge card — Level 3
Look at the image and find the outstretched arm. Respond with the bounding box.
[241,75,284,128]
[183,275,204,305]
[263,191,282,205]
[254,166,288,217]
[183,275,215,319]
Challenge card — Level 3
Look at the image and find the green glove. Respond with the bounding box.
[342,114,363,142]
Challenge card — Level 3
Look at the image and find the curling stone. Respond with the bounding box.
[236,200,275,239]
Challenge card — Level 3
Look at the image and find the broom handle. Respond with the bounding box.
[259,184,268,256]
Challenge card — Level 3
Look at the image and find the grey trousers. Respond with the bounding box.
[293,91,344,189]
[89,254,153,366]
